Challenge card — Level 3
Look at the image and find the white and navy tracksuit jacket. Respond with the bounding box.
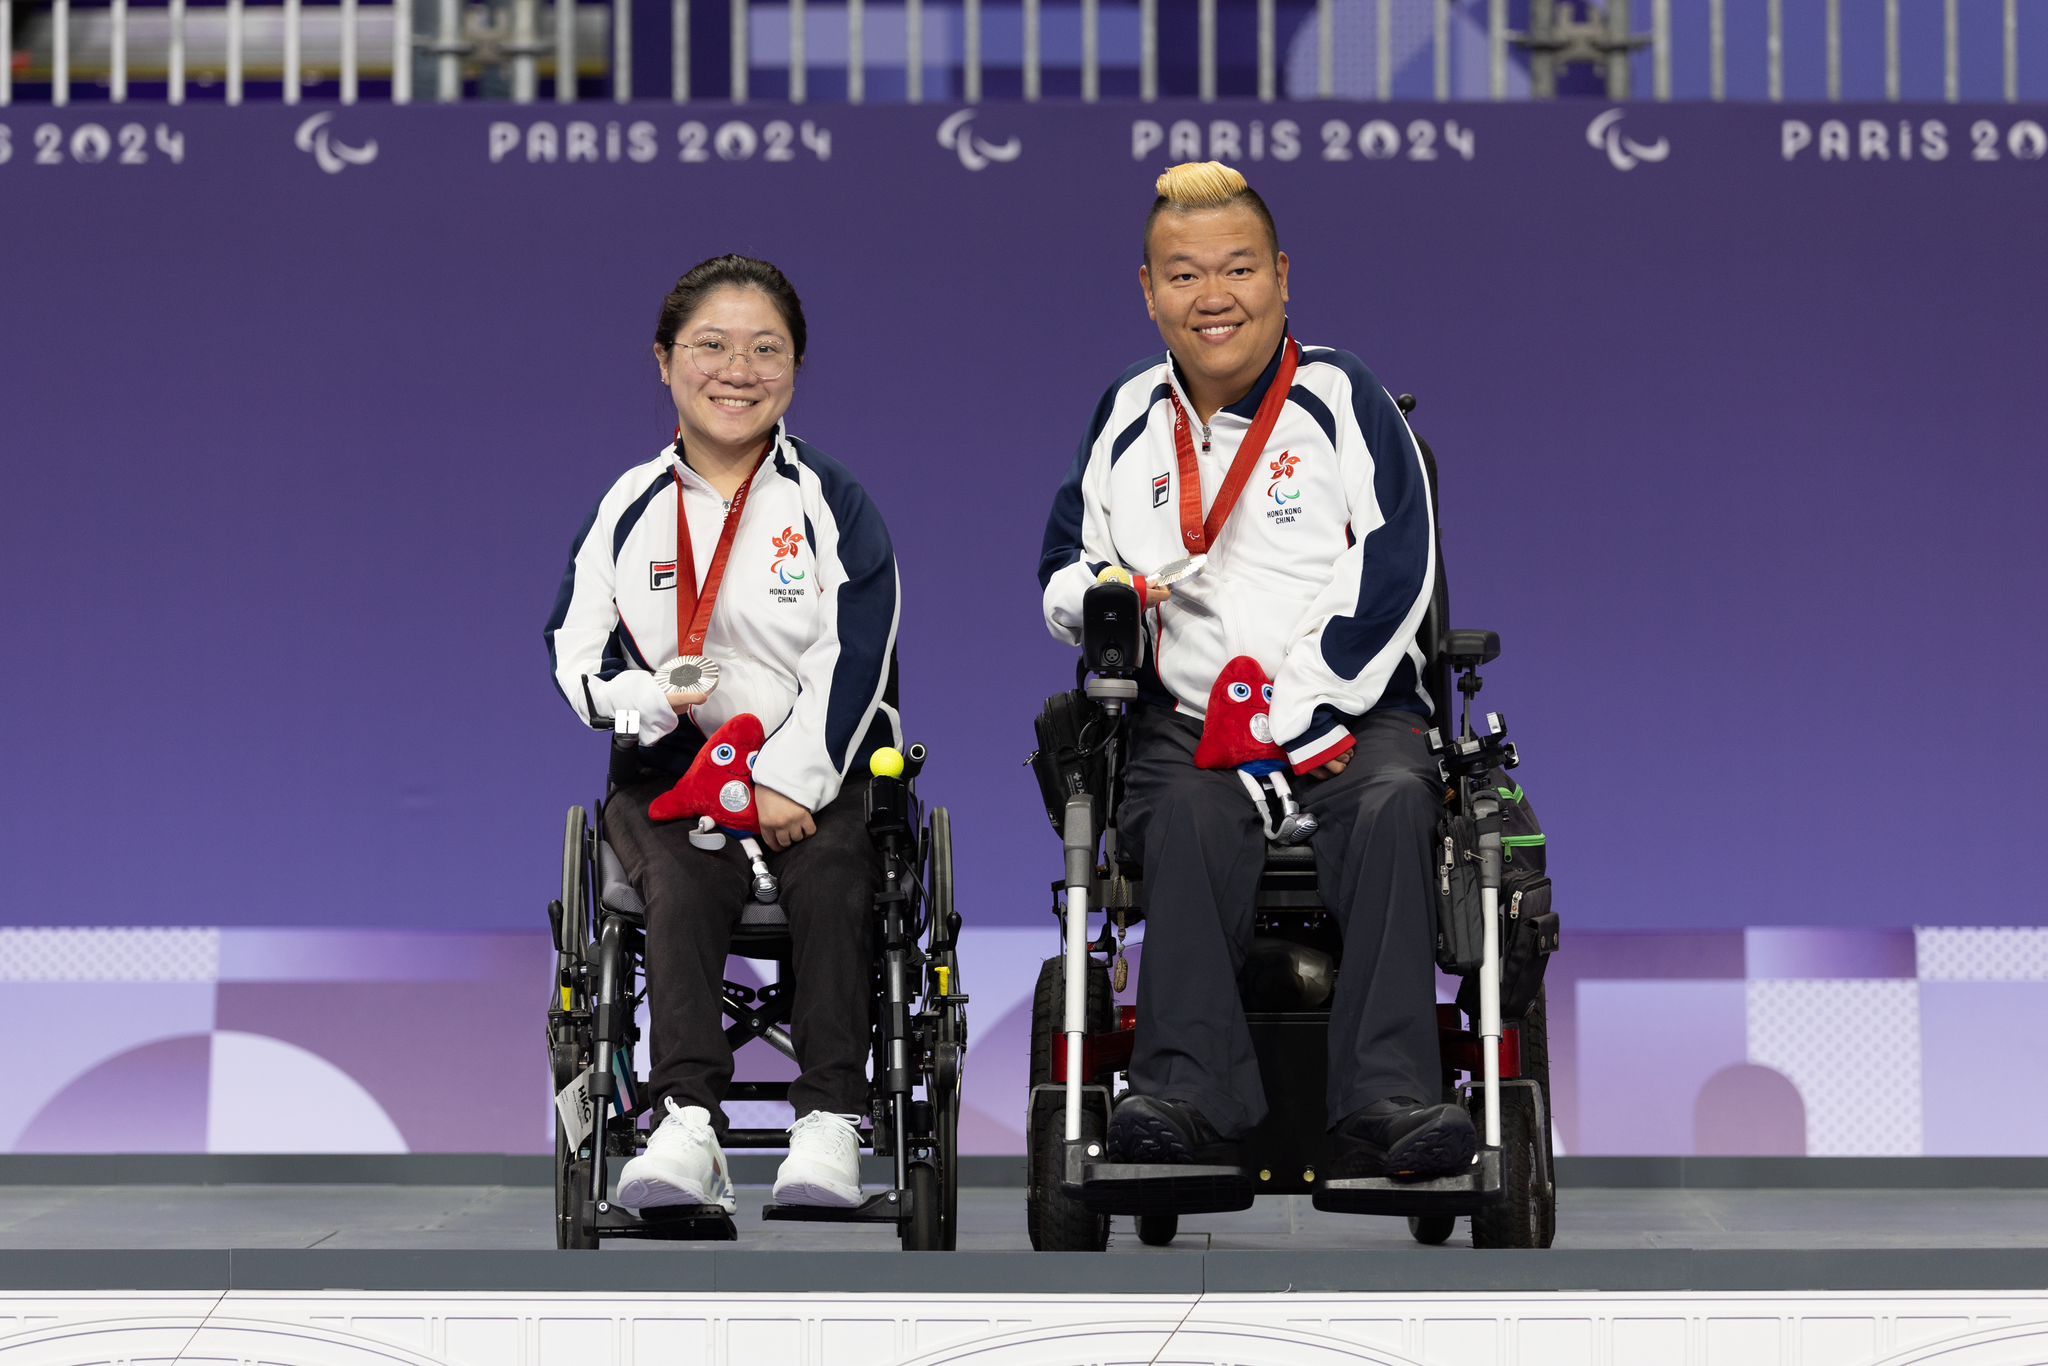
[546,425,902,812]
[1039,332,1436,774]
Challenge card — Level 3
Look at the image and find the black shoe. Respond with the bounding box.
[1106,1094,1242,1166]
[1328,1098,1478,1180]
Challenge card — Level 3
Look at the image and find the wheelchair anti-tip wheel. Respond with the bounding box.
[1407,1214,1457,1245]
[1136,1214,1178,1246]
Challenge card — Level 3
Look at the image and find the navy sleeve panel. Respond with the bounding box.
[1318,350,1434,685]
[1289,384,1337,449]
[1038,354,1165,591]
[610,471,670,561]
[543,498,603,707]
[795,440,901,770]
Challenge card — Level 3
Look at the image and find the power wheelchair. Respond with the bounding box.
[1025,398,1559,1251]
[547,716,967,1250]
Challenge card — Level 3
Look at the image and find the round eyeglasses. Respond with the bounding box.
[675,337,793,382]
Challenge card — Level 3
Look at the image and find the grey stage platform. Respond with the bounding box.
[2,1159,2047,1295]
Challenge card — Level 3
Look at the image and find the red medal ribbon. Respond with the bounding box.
[672,440,772,657]
[1166,337,1301,554]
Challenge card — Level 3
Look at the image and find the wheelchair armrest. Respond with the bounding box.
[1445,629,1500,671]
[597,840,647,923]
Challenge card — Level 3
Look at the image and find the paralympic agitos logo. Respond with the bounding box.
[770,527,807,583]
[1267,451,1301,505]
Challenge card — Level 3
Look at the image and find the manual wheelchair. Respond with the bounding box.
[546,718,967,1250]
[1025,398,1559,1252]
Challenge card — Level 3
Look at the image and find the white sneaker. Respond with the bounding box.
[615,1099,736,1213]
[771,1111,864,1208]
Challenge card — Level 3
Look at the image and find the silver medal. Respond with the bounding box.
[655,655,721,696]
[1150,554,1208,589]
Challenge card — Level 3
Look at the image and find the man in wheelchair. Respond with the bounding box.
[1036,160,1476,1184]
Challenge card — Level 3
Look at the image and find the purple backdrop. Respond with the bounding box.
[3,101,2046,937]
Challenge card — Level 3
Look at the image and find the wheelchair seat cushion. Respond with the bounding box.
[738,899,790,932]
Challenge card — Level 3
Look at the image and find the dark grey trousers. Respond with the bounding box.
[603,777,877,1128]
[1117,706,1445,1138]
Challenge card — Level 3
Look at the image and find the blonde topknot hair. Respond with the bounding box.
[1143,161,1278,262]
[1154,160,1251,208]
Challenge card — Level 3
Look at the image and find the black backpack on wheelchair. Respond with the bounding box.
[546,725,967,1250]
[1024,398,1560,1251]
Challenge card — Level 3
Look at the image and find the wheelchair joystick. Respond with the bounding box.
[1082,581,1143,707]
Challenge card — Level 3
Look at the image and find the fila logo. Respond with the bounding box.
[650,560,678,591]
[1152,473,1171,508]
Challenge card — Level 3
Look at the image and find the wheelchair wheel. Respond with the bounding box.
[1136,1214,1178,1246]
[1408,1214,1457,1245]
[1026,954,1112,1252]
[1520,987,1558,1248]
[1471,1087,1547,1249]
[928,806,954,927]
[561,806,588,954]
[1028,953,1112,1087]
[1027,1090,1109,1252]
[551,1034,597,1250]
[934,1039,963,1251]
[901,1161,943,1251]
[558,1152,597,1251]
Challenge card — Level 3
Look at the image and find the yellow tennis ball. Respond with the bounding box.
[869,747,906,778]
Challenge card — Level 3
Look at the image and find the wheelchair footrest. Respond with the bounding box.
[1311,1148,1504,1217]
[593,1203,738,1240]
[761,1190,909,1225]
[1065,1145,1257,1216]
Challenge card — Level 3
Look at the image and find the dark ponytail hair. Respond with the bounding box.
[654,255,808,367]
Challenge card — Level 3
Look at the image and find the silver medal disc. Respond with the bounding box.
[1150,554,1208,590]
[655,655,721,696]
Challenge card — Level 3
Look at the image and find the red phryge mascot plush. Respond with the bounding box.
[649,713,780,902]
[1195,656,1318,845]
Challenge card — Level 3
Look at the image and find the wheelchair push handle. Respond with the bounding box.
[592,709,642,753]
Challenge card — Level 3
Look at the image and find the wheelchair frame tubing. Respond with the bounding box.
[588,915,630,1207]
[1060,793,1096,1145]
[1469,781,1504,1150]
[877,826,917,1196]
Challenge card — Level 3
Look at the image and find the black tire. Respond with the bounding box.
[558,1155,598,1251]
[550,1021,593,1249]
[1028,954,1113,1087]
[1519,987,1558,1248]
[1027,1090,1110,1251]
[935,1041,962,1251]
[1408,1215,1457,1246]
[1136,1214,1178,1246]
[928,806,954,930]
[1026,954,1113,1252]
[1471,1089,1546,1249]
[902,1162,943,1251]
[561,806,588,957]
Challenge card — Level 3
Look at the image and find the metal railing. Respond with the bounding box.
[0,0,2034,107]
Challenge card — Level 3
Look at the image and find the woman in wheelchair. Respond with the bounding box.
[544,255,903,1213]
